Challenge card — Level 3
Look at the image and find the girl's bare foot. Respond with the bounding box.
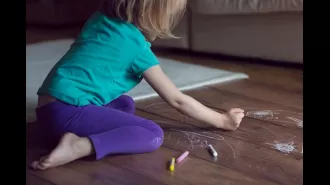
[31,133,93,170]
[221,108,245,130]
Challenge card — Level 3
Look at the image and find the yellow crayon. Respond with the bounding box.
[169,157,175,172]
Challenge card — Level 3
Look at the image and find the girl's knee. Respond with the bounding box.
[149,121,164,138]
[148,121,164,151]
[150,137,163,151]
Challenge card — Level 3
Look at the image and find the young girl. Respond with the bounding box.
[31,0,245,170]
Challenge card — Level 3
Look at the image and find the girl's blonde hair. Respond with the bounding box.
[100,0,187,40]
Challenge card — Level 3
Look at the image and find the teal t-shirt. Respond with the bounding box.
[37,11,160,106]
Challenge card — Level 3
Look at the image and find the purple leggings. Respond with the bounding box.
[36,95,164,160]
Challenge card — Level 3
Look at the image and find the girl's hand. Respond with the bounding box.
[219,108,245,131]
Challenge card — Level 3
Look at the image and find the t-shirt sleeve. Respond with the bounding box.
[131,42,160,78]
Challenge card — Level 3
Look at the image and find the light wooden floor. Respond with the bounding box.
[26,28,303,185]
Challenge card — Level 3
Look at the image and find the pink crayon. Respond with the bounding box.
[176,151,189,163]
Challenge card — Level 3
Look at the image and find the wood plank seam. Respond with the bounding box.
[207,86,302,111]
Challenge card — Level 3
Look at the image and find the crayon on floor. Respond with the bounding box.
[169,157,175,172]
[208,144,218,157]
[176,151,189,163]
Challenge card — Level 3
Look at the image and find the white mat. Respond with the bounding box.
[26,39,248,122]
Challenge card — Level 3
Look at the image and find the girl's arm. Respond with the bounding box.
[143,65,244,130]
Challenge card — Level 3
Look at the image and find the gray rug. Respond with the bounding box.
[26,39,248,121]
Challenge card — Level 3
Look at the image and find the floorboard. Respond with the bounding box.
[27,174,55,185]
[136,109,303,157]
[105,147,279,185]
[211,80,303,110]
[135,110,303,185]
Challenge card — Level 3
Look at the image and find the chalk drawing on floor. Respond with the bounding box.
[169,129,236,158]
[246,110,303,128]
[287,116,303,128]
[266,141,299,154]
